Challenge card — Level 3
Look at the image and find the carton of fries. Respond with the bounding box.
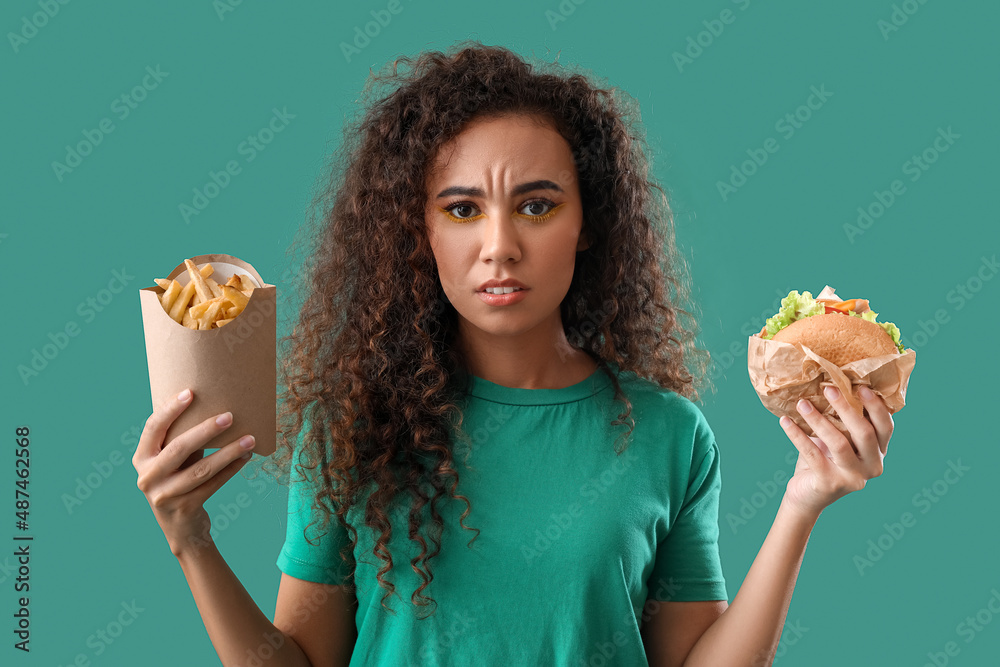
[138,253,276,456]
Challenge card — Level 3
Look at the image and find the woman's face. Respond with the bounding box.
[424,113,591,344]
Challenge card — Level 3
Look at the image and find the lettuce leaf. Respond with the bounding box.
[761,290,825,339]
[761,290,906,354]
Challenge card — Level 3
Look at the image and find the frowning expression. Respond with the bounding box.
[424,113,591,339]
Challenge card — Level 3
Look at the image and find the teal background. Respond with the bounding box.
[3,0,998,665]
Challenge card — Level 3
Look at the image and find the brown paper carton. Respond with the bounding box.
[138,254,276,456]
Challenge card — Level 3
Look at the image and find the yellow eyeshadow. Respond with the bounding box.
[438,206,485,223]
[515,202,565,222]
[439,202,566,224]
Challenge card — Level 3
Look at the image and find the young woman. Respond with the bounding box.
[132,41,894,666]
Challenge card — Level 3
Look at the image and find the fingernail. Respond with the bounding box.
[241,452,252,460]
[239,435,255,450]
[824,386,839,401]
[178,389,192,403]
[216,412,233,427]
[797,399,813,414]
[859,386,873,399]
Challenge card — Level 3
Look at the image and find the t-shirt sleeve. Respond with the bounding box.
[275,449,354,586]
[647,408,728,602]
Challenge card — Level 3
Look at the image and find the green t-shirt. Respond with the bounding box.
[276,363,728,666]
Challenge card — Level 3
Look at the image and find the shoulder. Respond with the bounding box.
[609,370,717,464]
[613,370,712,433]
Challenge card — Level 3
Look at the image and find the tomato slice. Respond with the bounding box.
[823,298,867,315]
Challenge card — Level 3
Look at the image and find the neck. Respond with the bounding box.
[456,314,598,390]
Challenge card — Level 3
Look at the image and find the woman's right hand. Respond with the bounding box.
[132,388,257,558]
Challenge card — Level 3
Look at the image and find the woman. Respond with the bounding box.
[132,41,893,666]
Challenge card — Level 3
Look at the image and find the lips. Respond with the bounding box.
[480,286,526,295]
[476,279,529,292]
[477,288,529,306]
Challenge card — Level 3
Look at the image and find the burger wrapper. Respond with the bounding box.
[138,254,276,456]
[747,334,916,439]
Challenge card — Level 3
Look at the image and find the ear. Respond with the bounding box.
[577,228,594,252]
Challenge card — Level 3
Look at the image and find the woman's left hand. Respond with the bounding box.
[779,385,894,518]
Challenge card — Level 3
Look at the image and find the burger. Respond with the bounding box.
[748,285,914,435]
[758,285,906,366]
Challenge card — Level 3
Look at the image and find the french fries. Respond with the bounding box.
[155,258,257,330]
[184,259,214,303]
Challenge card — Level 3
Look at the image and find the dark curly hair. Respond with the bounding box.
[256,39,714,620]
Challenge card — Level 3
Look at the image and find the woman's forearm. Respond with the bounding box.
[683,496,821,667]
[175,540,313,667]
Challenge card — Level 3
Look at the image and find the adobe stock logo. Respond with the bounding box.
[716,84,833,202]
[519,447,641,565]
[843,126,959,244]
[339,0,413,64]
[671,0,754,73]
[877,0,933,41]
[178,107,295,224]
[544,0,587,31]
[50,66,170,182]
[17,268,135,385]
[54,600,145,664]
[7,0,72,54]
[725,449,799,535]
[213,0,245,21]
[921,587,1000,667]
[904,254,997,351]
[853,459,969,576]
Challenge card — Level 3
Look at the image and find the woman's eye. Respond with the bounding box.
[520,201,553,216]
[441,203,482,220]
[441,199,560,222]
[452,204,479,219]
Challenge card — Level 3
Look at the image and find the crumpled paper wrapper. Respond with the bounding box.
[746,290,917,438]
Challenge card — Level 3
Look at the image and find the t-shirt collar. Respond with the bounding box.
[463,361,617,405]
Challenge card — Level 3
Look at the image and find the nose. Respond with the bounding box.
[478,208,522,265]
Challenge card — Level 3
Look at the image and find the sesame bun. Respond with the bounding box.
[771,312,899,366]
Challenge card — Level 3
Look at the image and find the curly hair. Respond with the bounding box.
[256,39,715,620]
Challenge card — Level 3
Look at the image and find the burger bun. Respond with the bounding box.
[771,312,898,366]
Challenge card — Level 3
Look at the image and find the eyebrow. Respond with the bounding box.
[434,179,564,199]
